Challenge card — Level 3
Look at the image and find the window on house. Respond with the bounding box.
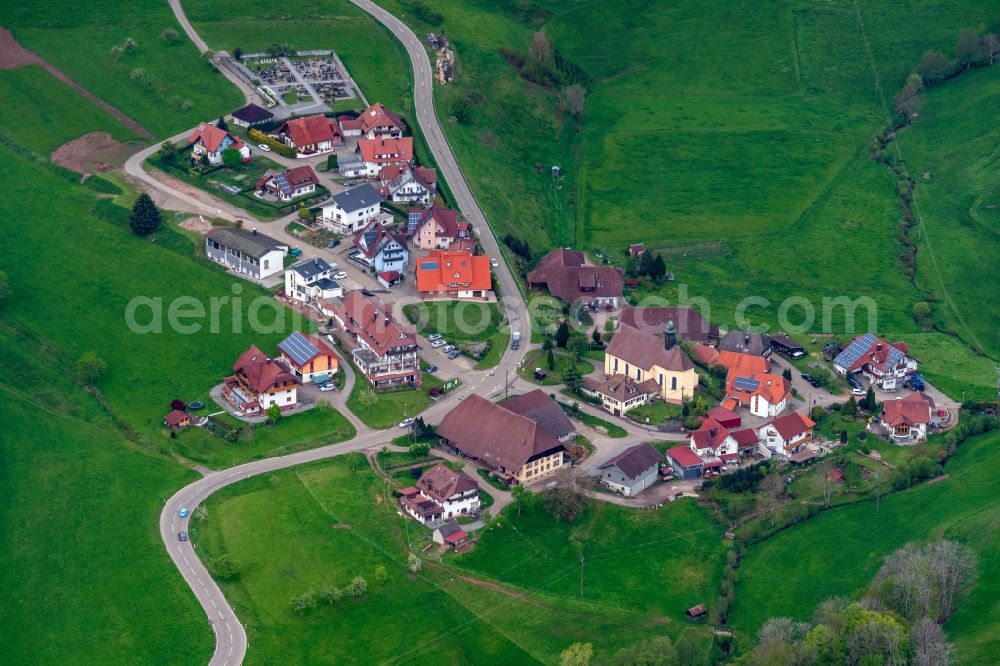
[671,376,677,391]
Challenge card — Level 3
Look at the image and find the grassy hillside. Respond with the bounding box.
[191,454,716,663]
[0,1,242,136]
[728,429,1000,664]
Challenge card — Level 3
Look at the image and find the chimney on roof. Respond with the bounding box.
[709,428,718,438]
[665,319,677,350]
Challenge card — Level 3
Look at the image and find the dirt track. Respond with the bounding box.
[0,27,154,140]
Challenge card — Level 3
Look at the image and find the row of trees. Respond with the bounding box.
[740,539,976,665]
[291,574,368,615]
[560,631,707,666]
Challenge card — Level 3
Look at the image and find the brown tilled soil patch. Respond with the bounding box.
[0,27,154,140]
[51,132,136,175]
[179,215,214,234]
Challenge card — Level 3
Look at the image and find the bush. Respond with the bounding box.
[248,128,297,158]
[212,554,242,580]
[346,575,367,597]
[542,485,588,521]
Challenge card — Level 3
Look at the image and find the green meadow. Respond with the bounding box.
[729,429,1000,664]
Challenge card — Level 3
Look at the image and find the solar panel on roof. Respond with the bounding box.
[733,377,760,392]
[833,333,877,368]
[407,211,423,235]
[420,262,439,270]
[278,331,321,366]
[363,229,377,247]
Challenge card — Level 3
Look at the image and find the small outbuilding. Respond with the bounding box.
[686,604,707,620]
[597,443,663,496]
[164,410,191,430]
[432,520,468,549]
[231,103,274,128]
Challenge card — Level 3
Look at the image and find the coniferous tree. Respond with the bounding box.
[129,193,162,236]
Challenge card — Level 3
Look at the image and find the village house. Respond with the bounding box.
[432,521,469,549]
[275,114,343,155]
[718,331,772,359]
[375,164,437,205]
[499,389,577,442]
[356,136,414,176]
[319,183,385,236]
[230,102,274,128]
[689,417,739,464]
[327,291,420,387]
[527,248,623,308]
[415,249,492,300]
[255,165,319,201]
[723,360,790,418]
[757,412,816,458]
[408,205,467,250]
[284,257,343,305]
[618,307,720,345]
[437,394,567,485]
[222,345,299,416]
[597,443,663,496]
[594,374,661,416]
[666,445,705,480]
[730,427,760,457]
[881,392,934,443]
[604,323,698,406]
[399,463,480,524]
[338,103,405,139]
[187,121,250,166]
[164,410,191,430]
[204,227,288,281]
[628,243,646,257]
[833,333,918,390]
[352,221,409,285]
[276,331,339,384]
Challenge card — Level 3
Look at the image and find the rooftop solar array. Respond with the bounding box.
[833,333,878,369]
[278,331,321,366]
[420,261,439,270]
[272,171,292,195]
[407,210,425,236]
[733,377,760,392]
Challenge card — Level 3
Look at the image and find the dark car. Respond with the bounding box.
[425,365,438,373]
[178,532,188,542]
[327,239,341,248]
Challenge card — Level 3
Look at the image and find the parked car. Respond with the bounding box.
[257,143,271,152]
[178,507,189,518]
[490,258,499,267]
[178,531,188,542]
[333,271,348,280]
[447,350,461,360]
[344,179,356,187]
[427,333,443,342]
[425,365,438,374]
[289,248,302,257]
[319,383,336,392]
[442,344,456,352]
[851,387,866,396]
[399,417,415,429]
[327,239,341,248]
[431,339,446,348]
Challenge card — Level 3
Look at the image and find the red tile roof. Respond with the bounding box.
[412,205,461,239]
[691,417,731,452]
[330,291,416,357]
[527,249,623,303]
[278,115,341,148]
[232,344,298,393]
[417,463,479,504]
[339,103,404,134]
[188,122,241,153]
[164,410,189,427]
[357,136,414,164]
[415,249,491,294]
[707,405,741,426]
[606,324,694,373]
[882,392,932,427]
[667,445,703,468]
[730,428,759,449]
[770,412,815,441]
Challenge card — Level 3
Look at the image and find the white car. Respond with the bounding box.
[257,143,271,152]
[398,418,415,429]
[333,271,347,280]
[427,333,443,342]
[442,344,456,353]
[431,339,446,348]
[318,383,336,392]
[490,258,499,267]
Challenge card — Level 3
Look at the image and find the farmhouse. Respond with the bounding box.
[327,291,420,387]
[437,394,566,485]
[724,365,790,418]
[356,136,414,176]
[399,463,480,524]
[222,345,299,415]
[666,445,705,480]
[204,227,288,281]
[498,389,577,442]
[187,122,250,165]
[284,257,342,304]
[338,103,405,139]
[163,410,191,430]
[320,183,384,235]
[757,412,815,458]
[255,165,319,201]
[277,331,339,384]
[415,249,492,300]
[594,374,661,416]
[689,417,738,461]
[230,103,274,128]
[604,323,698,404]
[409,205,467,250]
[718,331,772,359]
[881,392,934,443]
[618,307,719,344]
[527,248,623,307]
[276,115,343,155]
[375,164,436,205]
[352,221,409,279]
[597,443,663,496]
[833,333,917,390]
